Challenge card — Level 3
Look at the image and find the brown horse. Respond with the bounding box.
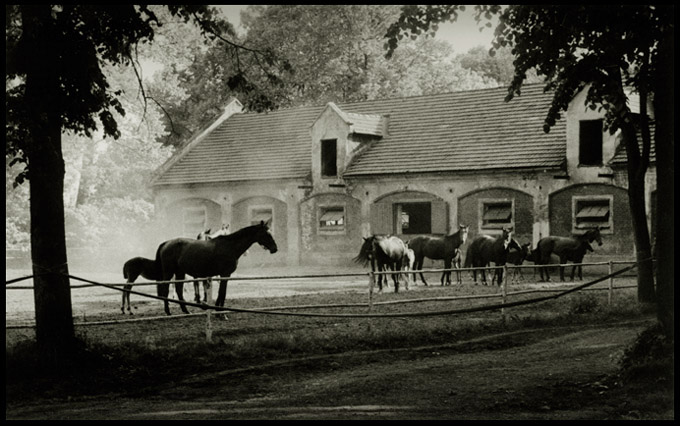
[155,221,277,315]
[121,255,163,314]
[464,228,521,286]
[535,227,602,282]
[408,225,469,286]
[354,234,409,293]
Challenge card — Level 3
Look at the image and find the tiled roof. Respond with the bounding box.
[611,122,656,165]
[152,84,566,186]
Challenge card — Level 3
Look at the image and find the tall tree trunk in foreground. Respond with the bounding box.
[22,5,76,360]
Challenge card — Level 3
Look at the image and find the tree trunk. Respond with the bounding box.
[620,123,656,304]
[22,5,76,361]
[652,16,674,340]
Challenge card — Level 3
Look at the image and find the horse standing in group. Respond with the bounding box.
[408,225,469,286]
[195,225,230,305]
[464,228,522,286]
[354,235,409,293]
[534,227,602,282]
[154,221,278,315]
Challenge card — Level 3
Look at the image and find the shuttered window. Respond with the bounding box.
[574,198,611,229]
[319,206,345,232]
[370,200,447,235]
[481,201,513,230]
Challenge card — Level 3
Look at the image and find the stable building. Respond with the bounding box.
[150,84,656,266]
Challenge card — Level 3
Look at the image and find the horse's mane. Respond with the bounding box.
[211,223,266,241]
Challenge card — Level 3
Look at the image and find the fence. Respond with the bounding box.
[6,260,641,342]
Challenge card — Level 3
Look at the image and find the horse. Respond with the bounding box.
[120,255,163,314]
[353,235,408,293]
[494,242,531,284]
[408,225,469,286]
[194,225,230,305]
[464,228,521,286]
[155,220,277,315]
[452,247,463,285]
[534,227,602,282]
[402,245,416,290]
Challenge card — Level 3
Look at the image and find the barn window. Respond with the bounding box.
[574,197,612,230]
[249,206,274,233]
[321,139,337,177]
[182,206,207,237]
[579,119,603,166]
[319,206,345,233]
[394,202,431,234]
[481,200,513,230]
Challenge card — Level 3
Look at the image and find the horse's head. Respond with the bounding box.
[588,226,603,246]
[353,236,376,266]
[255,220,278,253]
[507,238,522,253]
[458,225,469,244]
[520,243,531,259]
[501,227,514,249]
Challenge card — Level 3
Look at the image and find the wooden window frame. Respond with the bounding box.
[572,195,613,234]
[318,205,346,235]
[479,198,514,233]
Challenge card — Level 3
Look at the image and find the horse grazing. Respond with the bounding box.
[534,227,602,282]
[408,225,469,286]
[464,228,521,286]
[121,255,163,314]
[354,235,408,293]
[194,225,230,305]
[155,221,277,315]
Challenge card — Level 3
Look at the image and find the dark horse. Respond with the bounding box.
[194,225,230,305]
[354,235,408,293]
[121,255,163,314]
[155,221,278,315]
[408,225,469,286]
[464,228,522,286]
[534,227,602,282]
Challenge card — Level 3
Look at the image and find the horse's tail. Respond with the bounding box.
[353,238,372,267]
[153,241,167,279]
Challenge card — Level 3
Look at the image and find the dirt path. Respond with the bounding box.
[6,318,653,420]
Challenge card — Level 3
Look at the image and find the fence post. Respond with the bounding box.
[501,264,508,322]
[608,261,613,306]
[205,310,213,343]
[368,271,375,312]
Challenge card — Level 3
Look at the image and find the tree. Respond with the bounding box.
[5,4,233,361]
[456,45,541,86]
[385,4,674,338]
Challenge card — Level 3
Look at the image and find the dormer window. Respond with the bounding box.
[321,139,337,177]
[579,119,603,166]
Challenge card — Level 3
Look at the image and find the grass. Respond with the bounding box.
[6,287,672,421]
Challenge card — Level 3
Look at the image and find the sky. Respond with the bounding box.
[216,5,496,55]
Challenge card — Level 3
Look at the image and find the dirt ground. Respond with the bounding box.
[5,267,672,420]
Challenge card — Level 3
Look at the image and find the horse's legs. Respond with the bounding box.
[392,260,402,293]
[441,258,451,286]
[416,256,429,286]
[193,281,201,303]
[203,279,212,304]
[215,275,231,307]
[173,272,190,314]
[558,256,567,281]
[157,282,171,315]
[122,283,132,314]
